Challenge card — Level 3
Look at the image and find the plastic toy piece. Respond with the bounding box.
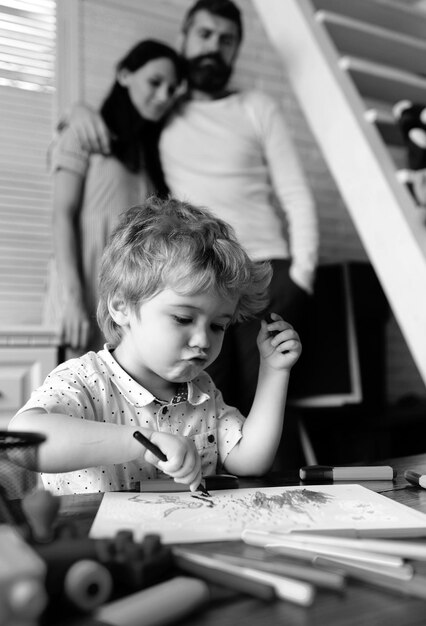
[22,489,60,543]
[35,531,175,619]
[0,525,47,624]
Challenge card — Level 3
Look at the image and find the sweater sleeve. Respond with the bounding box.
[246,91,319,293]
[49,126,91,178]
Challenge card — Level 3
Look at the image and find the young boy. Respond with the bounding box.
[9,197,301,495]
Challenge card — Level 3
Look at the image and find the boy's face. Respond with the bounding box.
[112,287,237,396]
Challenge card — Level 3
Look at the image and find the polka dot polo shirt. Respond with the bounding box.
[17,345,245,495]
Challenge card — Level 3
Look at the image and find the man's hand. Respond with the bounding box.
[61,296,90,350]
[69,103,112,155]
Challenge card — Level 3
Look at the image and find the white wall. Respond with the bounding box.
[3,0,422,402]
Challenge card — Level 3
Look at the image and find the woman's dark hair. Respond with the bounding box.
[100,40,186,197]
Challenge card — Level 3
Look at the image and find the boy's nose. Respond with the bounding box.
[189,327,210,349]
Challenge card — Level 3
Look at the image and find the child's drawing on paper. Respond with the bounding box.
[128,488,333,525]
[90,484,426,544]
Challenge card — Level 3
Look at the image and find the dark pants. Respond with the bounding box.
[206,259,311,416]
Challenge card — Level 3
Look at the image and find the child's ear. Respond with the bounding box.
[108,295,130,327]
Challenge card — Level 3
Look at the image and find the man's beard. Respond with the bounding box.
[186,53,233,94]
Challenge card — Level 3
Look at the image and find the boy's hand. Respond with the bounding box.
[258,313,302,370]
[143,432,202,492]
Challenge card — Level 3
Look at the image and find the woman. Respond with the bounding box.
[46,40,185,355]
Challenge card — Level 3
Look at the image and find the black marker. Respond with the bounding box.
[133,431,211,497]
[133,430,167,462]
[266,313,279,337]
[300,464,396,481]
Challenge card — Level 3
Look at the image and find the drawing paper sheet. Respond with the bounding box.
[89,484,426,544]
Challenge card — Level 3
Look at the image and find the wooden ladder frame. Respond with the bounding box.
[253,0,426,386]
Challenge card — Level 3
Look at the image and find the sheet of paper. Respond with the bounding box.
[89,484,426,544]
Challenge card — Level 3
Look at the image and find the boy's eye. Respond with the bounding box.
[211,323,226,333]
[172,315,192,325]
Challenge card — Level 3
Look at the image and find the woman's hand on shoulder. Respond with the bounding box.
[69,103,111,155]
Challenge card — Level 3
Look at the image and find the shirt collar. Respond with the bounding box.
[100,345,209,408]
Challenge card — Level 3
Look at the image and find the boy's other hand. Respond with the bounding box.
[259,313,302,370]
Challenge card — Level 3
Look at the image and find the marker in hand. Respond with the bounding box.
[133,430,167,462]
[133,431,211,497]
[266,313,280,338]
[265,312,292,356]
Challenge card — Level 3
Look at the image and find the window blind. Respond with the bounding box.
[0,0,55,325]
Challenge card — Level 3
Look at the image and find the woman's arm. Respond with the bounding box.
[59,103,111,155]
[53,168,90,349]
[223,315,302,476]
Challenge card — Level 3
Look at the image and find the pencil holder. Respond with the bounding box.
[0,430,46,500]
